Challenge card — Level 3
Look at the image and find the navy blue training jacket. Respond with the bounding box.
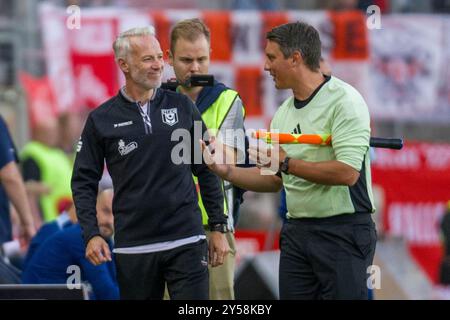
[71,88,225,248]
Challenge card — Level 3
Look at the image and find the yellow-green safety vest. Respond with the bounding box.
[21,142,73,222]
[193,89,245,225]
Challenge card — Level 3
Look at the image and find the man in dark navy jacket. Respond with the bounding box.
[71,26,229,300]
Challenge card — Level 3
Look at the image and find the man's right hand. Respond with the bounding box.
[199,137,232,180]
[86,235,112,266]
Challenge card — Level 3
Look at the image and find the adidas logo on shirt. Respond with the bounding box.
[291,124,301,134]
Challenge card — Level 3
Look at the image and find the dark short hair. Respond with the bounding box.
[266,21,321,71]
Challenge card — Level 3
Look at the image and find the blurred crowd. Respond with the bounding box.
[41,0,450,13]
[0,110,119,299]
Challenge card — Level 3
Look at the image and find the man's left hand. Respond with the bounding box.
[208,232,230,267]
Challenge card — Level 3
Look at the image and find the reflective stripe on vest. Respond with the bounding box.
[21,142,73,222]
[193,89,241,226]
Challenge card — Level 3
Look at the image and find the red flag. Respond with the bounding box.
[19,72,58,129]
[203,11,232,62]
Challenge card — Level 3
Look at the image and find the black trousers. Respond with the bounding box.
[279,213,377,300]
[439,256,450,285]
[115,239,209,300]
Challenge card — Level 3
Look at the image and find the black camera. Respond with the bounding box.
[161,74,214,91]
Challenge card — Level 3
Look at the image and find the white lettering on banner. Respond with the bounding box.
[287,11,333,58]
[374,143,450,171]
[231,11,263,64]
[209,64,235,91]
[77,65,110,106]
[41,7,450,121]
[41,5,76,112]
[373,147,421,170]
[165,9,199,32]
[422,144,450,170]
[368,17,443,121]
[71,21,114,54]
[234,238,260,267]
[118,13,152,33]
[388,202,446,244]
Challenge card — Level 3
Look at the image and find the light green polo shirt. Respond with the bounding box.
[271,76,375,219]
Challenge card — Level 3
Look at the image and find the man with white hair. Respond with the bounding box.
[72,27,229,300]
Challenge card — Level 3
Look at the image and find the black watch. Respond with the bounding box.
[209,223,229,233]
[280,156,291,174]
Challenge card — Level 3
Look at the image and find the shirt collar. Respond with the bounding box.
[120,86,157,104]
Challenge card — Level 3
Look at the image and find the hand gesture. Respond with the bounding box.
[208,232,230,267]
[86,236,112,266]
[248,143,287,173]
[199,137,232,179]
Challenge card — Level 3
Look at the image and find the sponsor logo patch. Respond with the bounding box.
[118,139,138,156]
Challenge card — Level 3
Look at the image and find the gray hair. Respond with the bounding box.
[113,26,155,61]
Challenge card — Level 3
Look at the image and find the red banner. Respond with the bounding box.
[235,229,280,265]
[236,66,263,117]
[152,10,171,58]
[19,72,57,129]
[203,11,232,62]
[372,141,450,283]
[69,17,120,109]
[329,10,369,60]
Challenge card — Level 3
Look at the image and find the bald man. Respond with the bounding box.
[22,189,118,300]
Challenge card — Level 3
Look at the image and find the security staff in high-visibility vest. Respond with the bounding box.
[168,18,246,300]
[21,118,72,223]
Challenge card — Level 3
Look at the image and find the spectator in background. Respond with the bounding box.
[22,189,119,300]
[58,111,83,161]
[319,0,390,12]
[319,0,359,10]
[388,0,438,12]
[0,115,36,283]
[21,117,73,225]
[439,201,450,285]
[0,115,36,248]
[22,202,77,270]
[231,0,279,10]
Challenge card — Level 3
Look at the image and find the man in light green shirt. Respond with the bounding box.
[271,74,375,219]
[201,21,377,299]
